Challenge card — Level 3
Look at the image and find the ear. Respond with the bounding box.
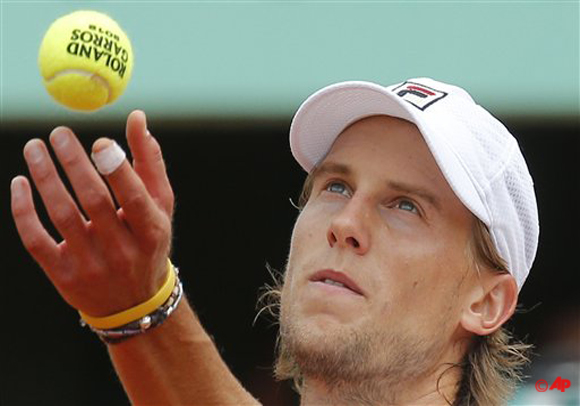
[460,273,518,336]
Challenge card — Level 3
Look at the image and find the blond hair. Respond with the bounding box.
[258,170,532,406]
[452,220,532,406]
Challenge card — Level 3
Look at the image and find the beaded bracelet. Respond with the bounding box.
[79,262,184,344]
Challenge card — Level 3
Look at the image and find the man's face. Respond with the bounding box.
[279,115,478,389]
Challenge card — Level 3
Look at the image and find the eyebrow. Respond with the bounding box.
[312,161,351,178]
[312,161,442,212]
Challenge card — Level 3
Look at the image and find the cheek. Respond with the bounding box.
[287,205,326,263]
[287,213,309,267]
[284,210,317,293]
[376,236,469,313]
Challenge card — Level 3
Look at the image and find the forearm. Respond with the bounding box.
[108,298,260,405]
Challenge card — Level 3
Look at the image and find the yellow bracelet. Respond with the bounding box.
[79,259,176,330]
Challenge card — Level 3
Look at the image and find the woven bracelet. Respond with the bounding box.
[80,262,184,344]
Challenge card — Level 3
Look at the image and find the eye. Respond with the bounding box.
[324,181,350,197]
[394,199,420,215]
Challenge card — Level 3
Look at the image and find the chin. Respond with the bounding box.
[282,306,353,353]
[306,311,353,334]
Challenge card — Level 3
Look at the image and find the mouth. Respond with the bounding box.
[309,269,365,297]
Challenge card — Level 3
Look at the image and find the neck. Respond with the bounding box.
[299,361,462,406]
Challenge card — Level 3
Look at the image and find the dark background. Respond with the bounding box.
[1,114,578,405]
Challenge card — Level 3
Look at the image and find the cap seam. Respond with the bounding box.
[483,138,518,196]
[415,115,492,223]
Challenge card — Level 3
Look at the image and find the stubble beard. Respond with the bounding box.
[276,293,449,405]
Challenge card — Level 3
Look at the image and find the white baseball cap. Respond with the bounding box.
[289,78,539,290]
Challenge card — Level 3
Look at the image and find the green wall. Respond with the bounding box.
[1,1,578,121]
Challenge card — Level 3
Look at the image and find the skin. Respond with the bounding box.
[280,115,518,405]
[11,111,516,405]
[10,111,259,405]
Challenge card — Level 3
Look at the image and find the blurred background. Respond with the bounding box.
[1,1,578,405]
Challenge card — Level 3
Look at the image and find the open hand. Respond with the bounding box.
[11,110,175,317]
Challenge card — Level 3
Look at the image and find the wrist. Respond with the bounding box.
[79,259,183,344]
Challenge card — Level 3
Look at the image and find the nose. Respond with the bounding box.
[327,198,371,255]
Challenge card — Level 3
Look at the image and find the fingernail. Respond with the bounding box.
[11,177,24,198]
[141,112,151,138]
[50,127,69,150]
[92,137,113,153]
[91,140,126,175]
[24,140,44,164]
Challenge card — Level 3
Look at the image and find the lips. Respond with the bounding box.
[309,269,365,296]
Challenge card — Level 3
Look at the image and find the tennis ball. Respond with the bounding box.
[38,10,133,112]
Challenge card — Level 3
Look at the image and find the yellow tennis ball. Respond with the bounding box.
[38,10,133,112]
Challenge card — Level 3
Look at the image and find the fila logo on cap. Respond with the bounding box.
[392,81,448,111]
